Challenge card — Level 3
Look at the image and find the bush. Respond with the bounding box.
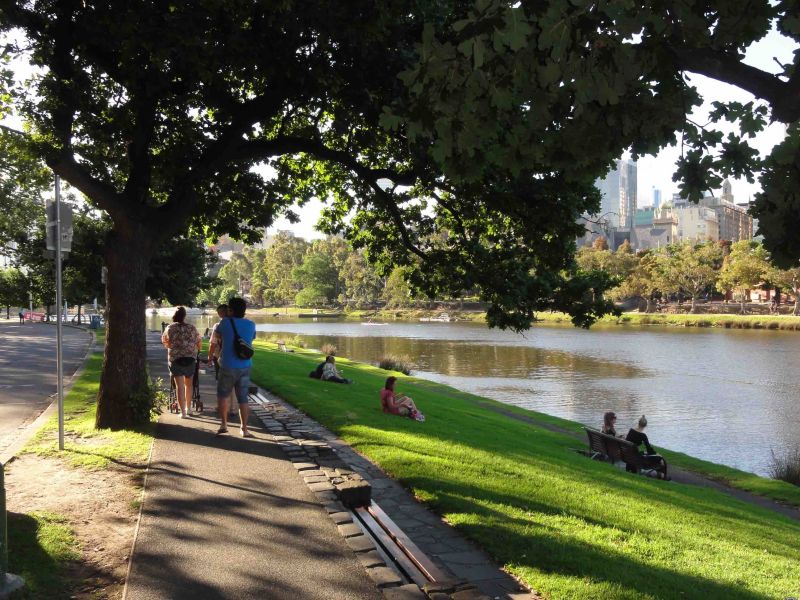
[770,446,800,486]
[321,343,337,356]
[378,355,413,375]
[290,335,307,349]
[128,376,169,424]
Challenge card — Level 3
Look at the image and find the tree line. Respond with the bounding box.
[577,239,800,315]
[197,232,418,310]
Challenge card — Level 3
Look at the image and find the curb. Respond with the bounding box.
[120,437,155,600]
[0,328,96,465]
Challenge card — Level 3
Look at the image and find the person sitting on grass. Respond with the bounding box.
[321,355,352,384]
[380,376,424,422]
[625,415,669,479]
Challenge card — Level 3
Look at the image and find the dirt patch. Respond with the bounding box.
[5,453,146,599]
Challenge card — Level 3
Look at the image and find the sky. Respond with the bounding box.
[4,24,797,241]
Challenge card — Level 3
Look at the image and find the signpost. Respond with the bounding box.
[46,176,72,452]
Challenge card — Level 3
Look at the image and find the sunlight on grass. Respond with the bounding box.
[23,350,154,468]
[250,341,800,600]
[8,511,80,599]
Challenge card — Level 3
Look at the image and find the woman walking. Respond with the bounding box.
[161,306,202,418]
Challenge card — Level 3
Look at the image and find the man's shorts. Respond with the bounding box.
[217,367,251,405]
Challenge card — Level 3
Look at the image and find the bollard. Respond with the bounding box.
[0,462,25,599]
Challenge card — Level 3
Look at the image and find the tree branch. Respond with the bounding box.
[670,45,799,122]
[46,151,126,217]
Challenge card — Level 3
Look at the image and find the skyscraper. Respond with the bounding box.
[653,187,662,209]
[594,158,637,229]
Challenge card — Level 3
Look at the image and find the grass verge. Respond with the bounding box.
[535,310,800,330]
[250,341,800,600]
[8,332,156,598]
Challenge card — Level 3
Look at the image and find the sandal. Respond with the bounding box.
[216,427,228,436]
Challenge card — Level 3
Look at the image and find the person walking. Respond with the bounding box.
[161,306,202,418]
[210,297,256,437]
[18,309,25,324]
[207,303,236,417]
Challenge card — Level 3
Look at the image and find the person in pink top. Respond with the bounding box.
[380,376,425,422]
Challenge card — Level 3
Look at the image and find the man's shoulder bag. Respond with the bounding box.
[229,317,254,360]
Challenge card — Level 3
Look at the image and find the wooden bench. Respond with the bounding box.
[584,427,669,480]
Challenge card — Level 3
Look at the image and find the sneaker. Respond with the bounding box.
[414,412,426,422]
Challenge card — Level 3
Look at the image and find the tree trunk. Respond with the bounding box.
[95,227,154,429]
[794,298,800,316]
[644,297,653,313]
[77,303,82,324]
[690,295,697,314]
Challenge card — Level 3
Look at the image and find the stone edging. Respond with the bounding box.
[248,390,496,600]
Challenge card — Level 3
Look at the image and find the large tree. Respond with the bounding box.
[5,2,796,428]
[660,242,723,313]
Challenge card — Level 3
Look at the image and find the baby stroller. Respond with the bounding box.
[169,352,203,413]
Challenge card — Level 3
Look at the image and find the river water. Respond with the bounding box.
[150,314,800,476]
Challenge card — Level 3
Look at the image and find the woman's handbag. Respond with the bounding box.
[229,317,254,360]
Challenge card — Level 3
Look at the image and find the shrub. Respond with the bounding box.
[770,446,800,486]
[321,343,337,356]
[129,376,169,424]
[378,355,413,375]
[290,335,307,349]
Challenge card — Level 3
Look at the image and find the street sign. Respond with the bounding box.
[45,201,73,252]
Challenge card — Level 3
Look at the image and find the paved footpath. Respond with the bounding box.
[125,332,382,600]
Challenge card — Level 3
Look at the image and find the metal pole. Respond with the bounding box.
[55,175,65,451]
[0,461,25,596]
[1,462,6,583]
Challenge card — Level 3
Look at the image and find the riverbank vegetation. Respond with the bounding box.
[250,342,800,600]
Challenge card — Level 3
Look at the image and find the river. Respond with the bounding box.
[149,313,800,476]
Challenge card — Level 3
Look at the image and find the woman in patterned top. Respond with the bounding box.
[161,306,202,418]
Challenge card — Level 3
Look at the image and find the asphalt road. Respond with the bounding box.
[0,322,92,454]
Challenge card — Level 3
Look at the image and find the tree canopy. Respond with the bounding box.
[2,0,797,427]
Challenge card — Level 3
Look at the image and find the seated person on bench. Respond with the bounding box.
[602,411,621,437]
[625,415,668,475]
[321,355,352,384]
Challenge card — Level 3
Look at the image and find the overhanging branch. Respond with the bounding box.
[670,45,799,122]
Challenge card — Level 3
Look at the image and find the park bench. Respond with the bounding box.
[584,427,669,480]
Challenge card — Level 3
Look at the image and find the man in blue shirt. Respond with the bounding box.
[209,297,256,437]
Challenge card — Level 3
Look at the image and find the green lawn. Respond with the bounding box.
[250,342,800,600]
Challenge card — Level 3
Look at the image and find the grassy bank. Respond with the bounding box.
[9,332,155,597]
[250,342,800,600]
[536,311,800,330]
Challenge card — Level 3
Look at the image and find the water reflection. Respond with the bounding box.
[146,314,800,475]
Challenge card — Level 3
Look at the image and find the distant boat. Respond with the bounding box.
[420,313,451,322]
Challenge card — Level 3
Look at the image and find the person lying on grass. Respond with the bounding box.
[321,355,352,384]
[380,376,425,422]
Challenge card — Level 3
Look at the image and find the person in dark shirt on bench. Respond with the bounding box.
[626,415,668,477]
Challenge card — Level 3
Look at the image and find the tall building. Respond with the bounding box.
[593,158,638,229]
[698,181,753,242]
[652,187,662,209]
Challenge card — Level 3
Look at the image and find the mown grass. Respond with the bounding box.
[23,349,154,469]
[7,511,80,600]
[250,341,800,600]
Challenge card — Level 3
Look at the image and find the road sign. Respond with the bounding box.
[45,201,73,253]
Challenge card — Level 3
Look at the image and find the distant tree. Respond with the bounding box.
[340,251,383,308]
[246,248,268,305]
[292,252,338,307]
[218,253,253,295]
[62,210,107,322]
[0,268,30,319]
[660,242,723,313]
[611,251,665,313]
[146,239,218,306]
[382,267,414,308]
[716,241,771,314]
[262,233,309,305]
[772,267,800,316]
[591,237,609,251]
